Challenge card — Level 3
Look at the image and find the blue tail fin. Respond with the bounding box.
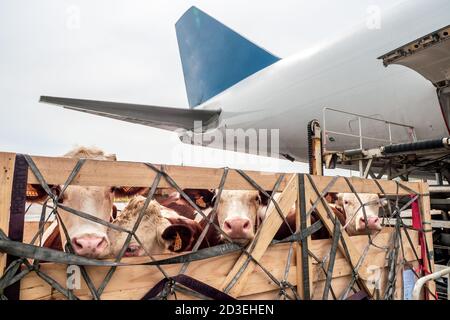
[176,6,280,108]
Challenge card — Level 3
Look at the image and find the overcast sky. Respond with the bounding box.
[0,0,400,173]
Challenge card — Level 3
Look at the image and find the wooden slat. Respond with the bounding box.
[0,153,15,277]
[19,153,289,190]
[220,174,298,297]
[419,182,436,300]
[384,218,450,229]
[308,175,421,195]
[308,180,372,295]
[19,229,420,300]
[20,243,294,300]
[15,151,420,194]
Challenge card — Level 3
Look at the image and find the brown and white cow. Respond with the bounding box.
[160,189,268,245]
[108,196,203,256]
[269,193,386,240]
[160,188,385,244]
[336,193,384,235]
[26,147,145,258]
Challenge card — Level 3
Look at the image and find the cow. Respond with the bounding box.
[159,189,269,245]
[108,196,204,256]
[156,188,386,245]
[336,193,384,235]
[269,193,386,240]
[157,189,215,222]
[25,146,145,258]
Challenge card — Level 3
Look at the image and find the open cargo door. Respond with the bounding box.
[379,25,450,132]
[379,25,450,87]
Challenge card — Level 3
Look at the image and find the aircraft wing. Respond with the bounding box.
[39,96,221,132]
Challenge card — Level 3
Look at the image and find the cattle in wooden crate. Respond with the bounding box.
[0,149,436,300]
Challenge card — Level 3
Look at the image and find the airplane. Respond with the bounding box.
[39,1,450,179]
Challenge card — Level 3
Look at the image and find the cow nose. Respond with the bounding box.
[367,217,381,229]
[71,235,108,257]
[223,217,252,239]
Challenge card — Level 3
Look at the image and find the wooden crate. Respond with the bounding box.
[0,152,436,300]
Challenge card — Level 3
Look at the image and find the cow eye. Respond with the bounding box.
[344,200,349,205]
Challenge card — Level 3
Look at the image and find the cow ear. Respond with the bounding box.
[183,189,215,208]
[336,193,344,207]
[105,153,117,161]
[113,187,148,198]
[325,192,338,204]
[161,223,196,252]
[26,184,60,203]
[378,198,389,207]
[258,191,272,206]
[110,205,118,222]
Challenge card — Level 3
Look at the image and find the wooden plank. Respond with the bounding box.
[18,152,289,190]
[19,229,420,300]
[311,276,353,300]
[219,175,298,297]
[312,229,419,282]
[0,152,15,277]
[16,151,419,194]
[23,221,52,244]
[384,218,450,229]
[308,175,421,195]
[419,182,436,300]
[295,175,313,299]
[387,209,443,218]
[310,187,373,295]
[20,243,294,300]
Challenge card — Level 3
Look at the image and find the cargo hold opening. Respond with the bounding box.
[439,86,450,133]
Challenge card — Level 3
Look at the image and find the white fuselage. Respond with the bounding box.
[196,0,450,162]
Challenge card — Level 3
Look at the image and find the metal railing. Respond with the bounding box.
[412,265,450,300]
[322,107,417,151]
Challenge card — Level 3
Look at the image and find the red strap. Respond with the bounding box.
[411,196,437,300]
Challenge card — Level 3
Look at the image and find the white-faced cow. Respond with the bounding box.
[26,147,145,258]
[160,189,268,245]
[335,193,384,235]
[267,192,386,240]
[108,196,203,256]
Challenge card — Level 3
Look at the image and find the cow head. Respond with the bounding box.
[336,193,385,235]
[158,189,216,221]
[108,196,202,257]
[164,189,269,245]
[26,147,145,258]
[215,190,265,244]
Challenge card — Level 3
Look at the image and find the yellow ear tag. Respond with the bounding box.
[196,197,206,208]
[174,232,183,251]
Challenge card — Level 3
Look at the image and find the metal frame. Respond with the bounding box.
[413,266,450,300]
[322,107,417,151]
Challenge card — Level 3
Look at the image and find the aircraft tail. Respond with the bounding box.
[176,6,280,108]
